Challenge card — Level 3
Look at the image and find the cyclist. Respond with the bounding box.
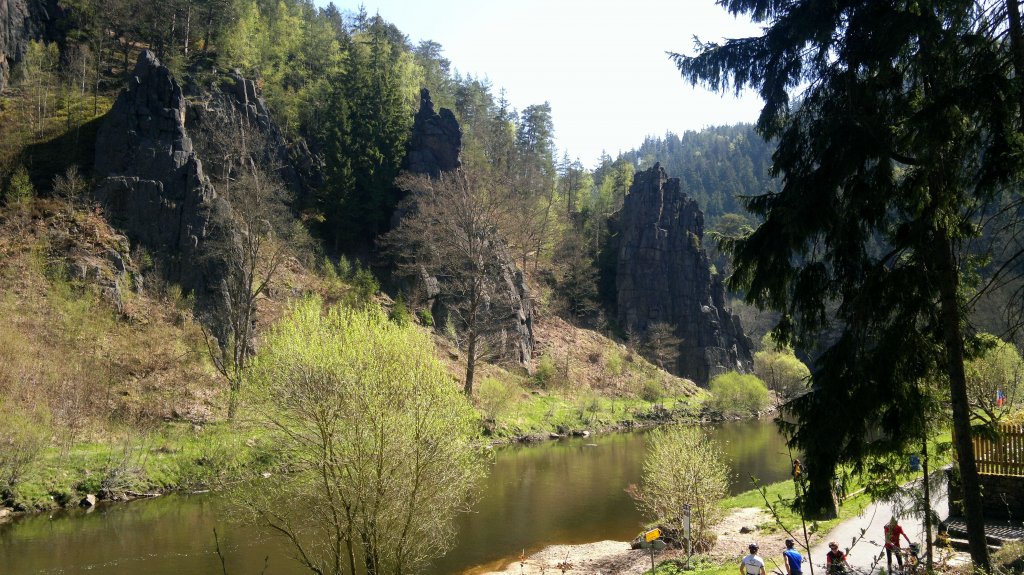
[783,539,803,575]
[884,517,911,574]
[741,543,767,575]
[825,542,849,575]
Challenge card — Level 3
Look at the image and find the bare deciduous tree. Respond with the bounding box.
[642,322,682,372]
[384,168,515,396]
[198,111,290,418]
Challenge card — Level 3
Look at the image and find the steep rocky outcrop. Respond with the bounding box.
[183,69,321,204]
[611,163,753,385]
[0,0,62,93]
[403,88,462,177]
[401,89,534,366]
[93,50,229,299]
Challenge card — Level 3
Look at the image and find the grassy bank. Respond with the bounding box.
[0,198,713,513]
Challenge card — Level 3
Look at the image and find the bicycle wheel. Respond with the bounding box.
[904,553,919,575]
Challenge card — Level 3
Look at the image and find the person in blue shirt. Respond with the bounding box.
[783,539,803,575]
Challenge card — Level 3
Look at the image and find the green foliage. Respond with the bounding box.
[630,426,729,551]
[534,352,559,388]
[0,406,50,501]
[245,297,486,575]
[992,540,1024,574]
[604,348,626,377]
[417,307,434,327]
[966,334,1024,423]
[641,377,666,402]
[318,16,418,248]
[4,165,34,208]
[708,372,769,417]
[753,334,811,400]
[477,377,518,425]
[343,264,379,308]
[674,0,1024,535]
[389,296,410,325]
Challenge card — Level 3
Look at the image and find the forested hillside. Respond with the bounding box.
[619,124,775,225]
[1,0,756,519]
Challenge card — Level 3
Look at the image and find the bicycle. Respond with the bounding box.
[899,543,921,575]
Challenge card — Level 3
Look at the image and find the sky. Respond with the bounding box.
[323,0,766,168]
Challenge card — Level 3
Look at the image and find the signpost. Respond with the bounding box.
[683,503,692,568]
[640,529,665,572]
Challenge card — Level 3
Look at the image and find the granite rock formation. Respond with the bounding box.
[403,88,461,177]
[0,0,61,93]
[401,89,534,366]
[184,68,321,204]
[93,50,229,299]
[611,163,753,385]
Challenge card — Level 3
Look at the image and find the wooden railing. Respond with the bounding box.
[973,423,1024,476]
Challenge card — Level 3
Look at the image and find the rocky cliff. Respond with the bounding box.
[403,88,462,177]
[611,163,753,385]
[401,89,534,366]
[183,68,321,205]
[0,0,61,93]
[93,51,229,300]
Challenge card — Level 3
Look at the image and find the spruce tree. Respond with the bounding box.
[673,2,1024,569]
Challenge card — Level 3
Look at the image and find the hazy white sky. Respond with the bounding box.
[325,0,765,168]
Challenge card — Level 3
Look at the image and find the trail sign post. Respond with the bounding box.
[683,503,692,568]
[640,529,665,571]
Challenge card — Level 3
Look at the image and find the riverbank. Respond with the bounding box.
[478,479,875,575]
[1,420,793,575]
[0,394,720,517]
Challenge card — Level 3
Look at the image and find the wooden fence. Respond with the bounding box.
[973,423,1024,476]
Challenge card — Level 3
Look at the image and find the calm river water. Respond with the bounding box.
[0,418,790,574]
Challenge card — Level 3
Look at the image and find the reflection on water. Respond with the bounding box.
[0,418,791,575]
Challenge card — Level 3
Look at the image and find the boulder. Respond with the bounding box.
[79,494,97,507]
[609,163,753,385]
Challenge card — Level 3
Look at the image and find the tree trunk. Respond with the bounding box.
[1007,0,1024,111]
[802,469,838,519]
[937,234,990,572]
[464,332,476,396]
[922,433,934,571]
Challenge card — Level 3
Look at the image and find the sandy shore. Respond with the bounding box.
[479,507,785,575]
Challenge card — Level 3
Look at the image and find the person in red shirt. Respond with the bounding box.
[884,517,911,573]
[825,542,849,575]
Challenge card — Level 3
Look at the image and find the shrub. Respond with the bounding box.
[0,406,50,501]
[417,308,434,327]
[641,377,666,402]
[993,540,1024,574]
[708,372,770,416]
[246,298,486,574]
[477,377,518,424]
[605,348,625,376]
[390,296,410,326]
[534,352,558,387]
[629,426,729,551]
[345,265,379,308]
[4,165,33,208]
[753,334,810,400]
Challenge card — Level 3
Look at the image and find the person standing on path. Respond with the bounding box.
[826,542,849,575]
[742,543,767,575]
[783,539,803,575]
[884,516,911,573]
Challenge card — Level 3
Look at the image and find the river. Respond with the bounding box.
[0,418,790,574]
